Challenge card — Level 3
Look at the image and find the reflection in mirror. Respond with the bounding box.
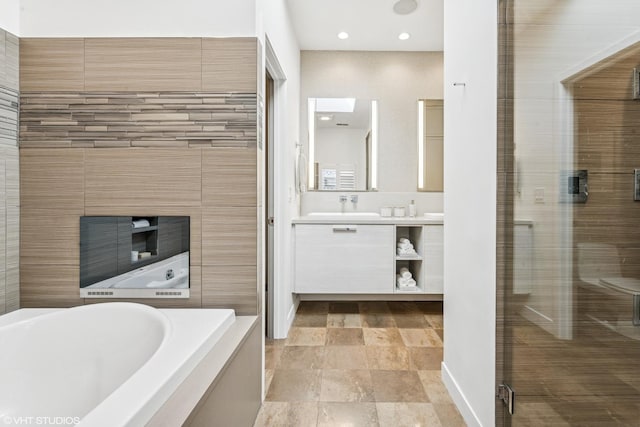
[308,98,378,191]
[418,99,443,192]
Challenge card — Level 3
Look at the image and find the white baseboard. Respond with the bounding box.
[286,295,299,329]
[441,361,483,427]
[521,304,555,336]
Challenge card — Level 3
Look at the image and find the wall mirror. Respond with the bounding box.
[307,97,378,191]
[418,99,444,192]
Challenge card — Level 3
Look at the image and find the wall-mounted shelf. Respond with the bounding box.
[131,217,158,262]
[396,254,423,261]
[131,225,158,234]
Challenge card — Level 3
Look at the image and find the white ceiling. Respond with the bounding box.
[285,0,443,51]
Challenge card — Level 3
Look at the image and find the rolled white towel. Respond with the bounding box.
[398,237,410,244]
[399,267,412,279]
[397,277,417,289]
[397,276,409,287]
[403,278,417,288]
[132,219,150,228]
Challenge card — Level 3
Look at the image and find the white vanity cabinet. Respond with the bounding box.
[293,218,444,296]
[294,224,394,293]
[423,225,444,293]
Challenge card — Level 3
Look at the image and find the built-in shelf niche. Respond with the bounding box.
[131,216,158,262]
[395,225,424,292]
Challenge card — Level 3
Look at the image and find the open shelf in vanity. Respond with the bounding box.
[292,215,444,296]
[395,225,424,293]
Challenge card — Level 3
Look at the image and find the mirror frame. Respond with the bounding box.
[417,98,444,192]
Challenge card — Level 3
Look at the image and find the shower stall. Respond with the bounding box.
[498,1,640,424]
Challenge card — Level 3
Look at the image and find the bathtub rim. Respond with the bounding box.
[0,303,239,427]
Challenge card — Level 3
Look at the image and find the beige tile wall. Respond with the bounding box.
[574,50,640,279]
[0,28,20,315]
[19,37,260,315]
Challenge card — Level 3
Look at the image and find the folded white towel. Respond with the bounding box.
[397,242,414,250]
[132,219,150,228]
[399,267,412,279]
[398,237,410,244]
[397,247,417,256]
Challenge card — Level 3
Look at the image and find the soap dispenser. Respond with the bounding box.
[409,200,416,217]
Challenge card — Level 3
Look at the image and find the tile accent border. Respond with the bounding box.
[0,87,18,146]
[20,91,257,149]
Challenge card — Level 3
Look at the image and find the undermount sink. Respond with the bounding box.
[307,212,380,217]
[423,212,444,220]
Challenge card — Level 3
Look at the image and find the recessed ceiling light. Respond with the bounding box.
[319,115,332,121]
[398,32,411,40]
[337,32,349,40]
[393,0,418,15]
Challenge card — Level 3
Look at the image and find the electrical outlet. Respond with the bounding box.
[534,187,545,204]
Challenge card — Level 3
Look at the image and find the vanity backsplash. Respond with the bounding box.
[300,191,443,217]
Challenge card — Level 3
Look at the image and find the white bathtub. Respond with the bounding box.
[0,303,235,427]
[85,251,189,290]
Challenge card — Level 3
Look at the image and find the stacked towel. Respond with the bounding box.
[132,219,150,228]
[399,267,412,279]
[397,237,417,256]
[396,273,417,289]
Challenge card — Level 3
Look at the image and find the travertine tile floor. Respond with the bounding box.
[254,301,466,427]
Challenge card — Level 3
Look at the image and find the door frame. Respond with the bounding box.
[264,36,287,339]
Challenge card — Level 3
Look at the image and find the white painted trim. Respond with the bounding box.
[264,36,290,340]
[522,304,554,324]
[286,298,298,330]
[555,82,574,341]
[559,30,640,83]
[441,362,483,427]
[265,37,287,82]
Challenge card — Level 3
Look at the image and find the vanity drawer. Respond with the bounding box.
[294,224,394,293]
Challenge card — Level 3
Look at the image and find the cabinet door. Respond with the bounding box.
[424,225,444,294]
[294,224,394,293]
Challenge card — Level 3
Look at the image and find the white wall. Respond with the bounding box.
[0,0,19,35]
[19,0,256,37]
[442,0,496,426]
[256,0,301,338]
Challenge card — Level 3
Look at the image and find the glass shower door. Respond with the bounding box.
[499,1,640,425]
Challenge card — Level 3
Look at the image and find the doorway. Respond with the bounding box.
[265,70,274,338]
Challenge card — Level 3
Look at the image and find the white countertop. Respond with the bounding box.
[293,215,444,225]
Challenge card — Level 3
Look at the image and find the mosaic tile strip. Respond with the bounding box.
[0,87,19,147]
[20,92,257,149]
